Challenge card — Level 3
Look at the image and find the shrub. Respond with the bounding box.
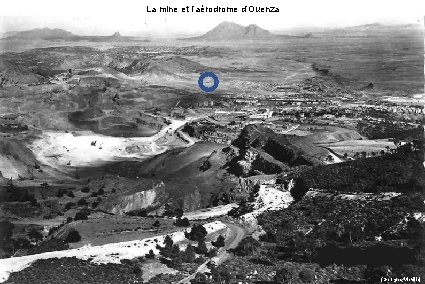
[175,217,190,227]
[163,204,183,218]
[91,201,99,209]
[67,191,75,198]
[77,198,88,206]
[65,202,75,210]
[194,256,205,264]
[227,200,254,218]
[153,220,160,227]
[132,265,142,275]
[74,210,89,221]
[81,187,90,193]
[56,189,66,198]
[259,231,277,243]
[120,259,133,265]
[212,234,225,248]
[299,267,315,283]
[126,209,147,217]
[66,217,73,223]
[13,237,31,249]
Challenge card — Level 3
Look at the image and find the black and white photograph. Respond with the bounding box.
[0,0,424,283]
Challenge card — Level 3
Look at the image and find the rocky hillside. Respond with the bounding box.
[95,125,328,212]
[232,124,327,167]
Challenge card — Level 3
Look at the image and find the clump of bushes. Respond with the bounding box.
[174,217,190,227]
[185,224,207,242]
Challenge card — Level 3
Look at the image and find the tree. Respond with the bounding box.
[145,249,155,259]
[194,256,205,264]
[171,244,180,256]
[185,244,196,263]
[206,248,217,258]
[191,273,208,284]
[185,224,207,242]
[212,234,225,248]
[0,220,14,247]
[64,229,81,243]
[274,263,299,283]
[164,235,173,249]
[195,239,208,255]
[97,187,105,195]
[290,178,309,201]
[211,265,232,284]
[232,237,260,256]
[153,220,160,227]
[170,248,183,268]
[28,228,43,242]
[67,191,75,198]
[259,231,276,243]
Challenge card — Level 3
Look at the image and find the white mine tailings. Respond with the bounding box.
[0,221,226,283]
[28,118,188,169]
[239,184,294,227]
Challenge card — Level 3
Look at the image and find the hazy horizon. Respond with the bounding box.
[0,18,423,38]
[0,0,424,36]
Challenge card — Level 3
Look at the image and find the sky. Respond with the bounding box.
[0,0,424,36]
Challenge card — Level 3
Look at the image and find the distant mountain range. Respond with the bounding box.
[2,28,141,42]
[183,21,311,41]
[200,21,272,40]
[2,22,421,42]
[327,22,423,36]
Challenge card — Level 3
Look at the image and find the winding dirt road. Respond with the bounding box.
[178,222,246,283]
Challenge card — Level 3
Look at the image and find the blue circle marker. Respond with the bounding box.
[198,71,219,93]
